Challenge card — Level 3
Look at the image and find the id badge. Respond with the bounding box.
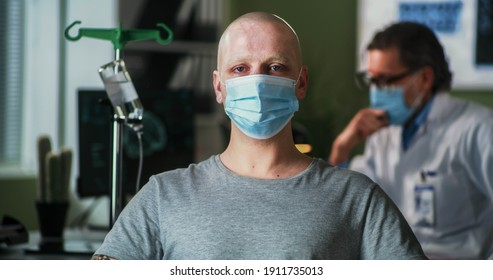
[413,185,435,227]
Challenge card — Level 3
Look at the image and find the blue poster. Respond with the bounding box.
[399,1,463,34]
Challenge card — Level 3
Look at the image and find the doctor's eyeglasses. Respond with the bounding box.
[355,68,418,89]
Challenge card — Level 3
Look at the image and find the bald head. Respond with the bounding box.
[216,12,302,72]
[213,12,308,105]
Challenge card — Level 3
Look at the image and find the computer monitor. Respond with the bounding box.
[77,88,194,197]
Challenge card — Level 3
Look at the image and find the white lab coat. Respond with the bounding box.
[350,93,493,259]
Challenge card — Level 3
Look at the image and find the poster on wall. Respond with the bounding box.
[357,0,493,89]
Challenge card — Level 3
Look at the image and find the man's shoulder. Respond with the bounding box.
[149,155,219,184]
[443,96,493,135]
[156,155,217,174]
[438,94,493,120]
[463,99,493,119]
[315,158,378,190]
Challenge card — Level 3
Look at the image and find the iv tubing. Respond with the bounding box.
[136,131,144,194]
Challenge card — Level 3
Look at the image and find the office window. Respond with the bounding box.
[0,0,24,165]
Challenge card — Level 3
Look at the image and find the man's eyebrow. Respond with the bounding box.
[223,55,292,68]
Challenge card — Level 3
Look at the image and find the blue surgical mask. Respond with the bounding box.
[224,74,299,139]
[370,85,412,125]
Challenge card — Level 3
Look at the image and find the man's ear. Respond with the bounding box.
[295,66,308,100]
[420,66,435,92]
[213,70,224,104]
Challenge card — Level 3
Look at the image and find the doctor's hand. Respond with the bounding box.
[329,108,388,165]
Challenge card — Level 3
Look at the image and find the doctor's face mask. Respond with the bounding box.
[223,74,299,140]
[369,72,423,125]
[370,85,411,125]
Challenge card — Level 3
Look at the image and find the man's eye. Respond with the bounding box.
[233,66,245,73]
[369,76,390,86]
[270,65,283,71]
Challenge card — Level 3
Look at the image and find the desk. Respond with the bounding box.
[0,228,106,260]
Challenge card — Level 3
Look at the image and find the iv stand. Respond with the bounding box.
[110,49,124,227]
[64,21,173,227]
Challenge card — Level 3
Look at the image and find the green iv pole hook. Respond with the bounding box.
[64,20,174,228]
[64,20,173,59]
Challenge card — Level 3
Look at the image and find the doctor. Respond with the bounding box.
[329,21,493,259]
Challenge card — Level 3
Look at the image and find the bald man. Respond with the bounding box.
[93,12,427,260]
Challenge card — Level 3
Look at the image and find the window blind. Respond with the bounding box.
[0,0,24,165]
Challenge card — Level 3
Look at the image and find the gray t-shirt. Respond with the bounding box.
[94,155,426,259]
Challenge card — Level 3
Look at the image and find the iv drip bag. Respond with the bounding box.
[99,59,144,133]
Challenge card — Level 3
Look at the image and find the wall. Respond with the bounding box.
[0,177,37,229]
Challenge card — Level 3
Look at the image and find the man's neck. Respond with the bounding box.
[220,127,312,179]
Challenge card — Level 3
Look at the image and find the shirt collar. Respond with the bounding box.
[413,94,435,127]
[402,94,435,150]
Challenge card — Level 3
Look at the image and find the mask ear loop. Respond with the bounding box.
[216,72,226,86]
[411,91,425,110]
[294,67,303,86]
